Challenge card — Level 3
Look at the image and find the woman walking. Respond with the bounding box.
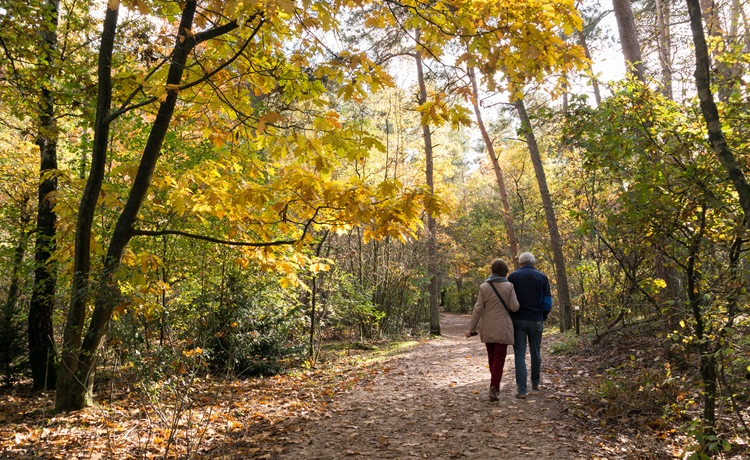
[465,259,520,401]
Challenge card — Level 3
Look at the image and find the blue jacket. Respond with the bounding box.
[508,265,552,322]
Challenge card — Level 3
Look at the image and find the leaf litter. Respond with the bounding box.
[2,313,730,459]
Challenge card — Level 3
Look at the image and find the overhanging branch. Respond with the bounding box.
[131,228,297,246]
[132,205,322,247]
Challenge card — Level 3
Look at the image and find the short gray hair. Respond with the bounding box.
[518,252,536,265]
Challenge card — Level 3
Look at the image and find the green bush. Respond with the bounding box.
[202,273,305,377]
[323,271,384,341]
[549,331,583,355]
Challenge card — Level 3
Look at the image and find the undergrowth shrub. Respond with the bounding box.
[202,273,305,377]
[549,330,583,355]
[323,272,384,341]
[578,330,681,423]
[0,296,27,386]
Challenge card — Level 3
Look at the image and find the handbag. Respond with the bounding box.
[488,281,512,313]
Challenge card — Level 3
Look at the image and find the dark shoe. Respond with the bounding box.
[532,384,540,391]
[515,392,527,399]
[489,386,499,402]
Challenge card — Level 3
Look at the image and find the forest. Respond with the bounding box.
[0,0,749,458]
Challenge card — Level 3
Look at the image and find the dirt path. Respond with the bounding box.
[278,313,585,459]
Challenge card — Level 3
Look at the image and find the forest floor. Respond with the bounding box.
[0,313,738,459]
[275,312,586,460]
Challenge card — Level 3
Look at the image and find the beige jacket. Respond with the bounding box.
[468,279,520,344]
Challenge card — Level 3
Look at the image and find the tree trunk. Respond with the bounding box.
[576,29,602,106]
[468,67,519,266]
[56,2,121,411]
[455,276,466,312]
[2,206,31,385]
[737,1,750,53]
[686,0,750,222]
[514,99,572,332]
[308,231,328,360]
[29,0,60,391]
[655,0,673,99]
[612,0,646,82]
[687,206,717,432]
[56,1,241,410]
[415,33,440,336]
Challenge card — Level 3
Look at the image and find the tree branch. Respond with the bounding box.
[131,228,297,246]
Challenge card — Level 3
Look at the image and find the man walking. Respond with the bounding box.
[508,252,552,399]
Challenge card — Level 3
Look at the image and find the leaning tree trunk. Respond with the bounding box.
[576,29,602,106]
[415,33,440,336]
[29,0,60,391]
[468,67,519,266]
[514,99,573,332]
[612,0,646,82]
[686,0,750,222]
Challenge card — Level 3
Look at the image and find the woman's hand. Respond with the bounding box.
[465,331,472,338]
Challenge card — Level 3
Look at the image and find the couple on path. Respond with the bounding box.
[464,252,552,401]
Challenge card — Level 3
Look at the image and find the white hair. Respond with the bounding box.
[518,252,536,265]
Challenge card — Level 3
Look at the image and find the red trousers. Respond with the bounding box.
[485,343,508,388]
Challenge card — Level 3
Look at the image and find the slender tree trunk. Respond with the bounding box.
[56,1,249,410]
[415,34,440,336]
[468,67,519,266]
[56,2,120,411]
[308,231,328,359]
[612,0,646,82]
[29,0,60,391]
[686,206,717,432]
[59,0,196,410]
[738,1,750,53]
[699,0,737,102]
[2,207,31,385]
[514,99,572,332]
[576,29,602,106]
[655,0,673,99]
[650,0,683,345]
[686,0,750,222]
[729,0,744,52]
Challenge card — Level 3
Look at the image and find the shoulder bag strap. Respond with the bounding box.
[488,281,511,313]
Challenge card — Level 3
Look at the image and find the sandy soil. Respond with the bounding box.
[277,313,586,459]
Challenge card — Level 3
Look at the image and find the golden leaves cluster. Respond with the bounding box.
[94,0,586,289]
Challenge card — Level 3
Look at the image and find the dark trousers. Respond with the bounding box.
[512,319,543,394]
[485,343,508,388]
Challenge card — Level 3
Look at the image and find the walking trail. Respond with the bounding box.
[277,313,586,459]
